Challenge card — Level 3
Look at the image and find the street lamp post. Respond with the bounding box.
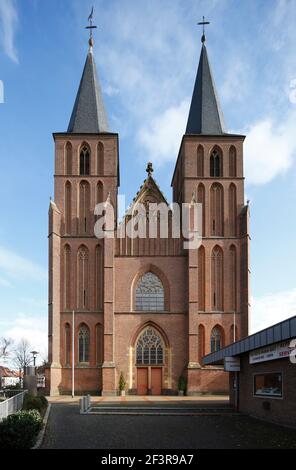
[30,351,39,370]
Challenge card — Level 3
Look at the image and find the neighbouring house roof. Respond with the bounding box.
[0,366,20,378]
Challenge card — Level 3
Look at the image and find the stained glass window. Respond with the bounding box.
[78,325,90,363]
[135,272,164,311]
[210,326,222,353]
[136,328,164,365]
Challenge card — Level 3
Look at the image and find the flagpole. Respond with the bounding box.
[72,310,75,399]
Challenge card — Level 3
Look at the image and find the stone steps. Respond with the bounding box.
[87,405,236,416]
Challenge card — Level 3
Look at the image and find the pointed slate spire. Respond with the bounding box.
[186,43,227,135]
[67,48,109,134]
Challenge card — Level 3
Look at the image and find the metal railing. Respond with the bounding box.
[0,389,24,399]
[0,391,27,422]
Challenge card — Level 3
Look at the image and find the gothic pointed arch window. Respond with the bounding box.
[65,323,71,366]
[80,144,90,176]
[77,245,89,310]
[210,148,223,177]
[197,145,204,177]
[136,327,164,365]
[198,324,205,362]
[197,183,205,237]
[64,244,71,310]
[229,184,237,236]
[210,326,223,353]
[211,246,223,311]
[135,272,165,312]
[95,245,103,311]
[78,324,90,363]
[210,183,224,236]
[79,180,90,234]
[65,142,72,175]
[229,146,237,177]
[65,181,72,234]
[97,142,104,175]
[96,181,104,204]
[198,245,205,311]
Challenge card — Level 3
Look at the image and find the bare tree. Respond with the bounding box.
[0,337,13,362]
[12,339,32,373]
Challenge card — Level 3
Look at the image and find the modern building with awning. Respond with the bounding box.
[203,316,296,427]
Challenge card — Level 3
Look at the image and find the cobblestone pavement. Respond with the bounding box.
[41,402,296,449]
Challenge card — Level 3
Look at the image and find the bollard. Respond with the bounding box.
[79,398,83,414]
[79,396,91,414]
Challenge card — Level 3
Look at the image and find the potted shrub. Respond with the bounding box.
[178,376,187,396]
[118,372,126,397]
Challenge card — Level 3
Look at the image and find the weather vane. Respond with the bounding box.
[198,16,210,43]
[85,6,97,48]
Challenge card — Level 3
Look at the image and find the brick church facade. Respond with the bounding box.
[47,33,250,396]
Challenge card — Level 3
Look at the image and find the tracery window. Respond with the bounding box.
[135,272,164,311]
[80,145,90,176]
[211,246,223,311]
[210,149,222,177]
[78,324,90,363]
[77,246,89,309]
[210,326,222,353]
[136,327,164,365]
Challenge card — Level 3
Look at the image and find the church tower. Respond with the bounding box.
[172,32,250,394]
[48,33,119,395]
[48,17,250,397]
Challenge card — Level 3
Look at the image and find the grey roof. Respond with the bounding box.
[68,50,109,134]
[186,44,227,135]
[203,315,296,365]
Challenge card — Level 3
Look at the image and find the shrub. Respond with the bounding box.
[178,376,187,392]
[22,394,47,413]
[0,410,42,449]
[118,372,126,392]
[38,395,48,408]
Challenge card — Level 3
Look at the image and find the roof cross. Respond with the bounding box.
[146,162,154,177]
[198,16,210,43]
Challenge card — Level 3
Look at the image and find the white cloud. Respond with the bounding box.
[138,99,190,165]
[0,277,12,288]
[221,59,250,104]
[251,288,296,333]
[244,112,296,185]
[0,0,18,63]
[0,246,47,281]
[3,314,48,364]
[103,84,120,97]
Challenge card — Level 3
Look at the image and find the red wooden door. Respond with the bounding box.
[151,368,162,396]
[137,368,148,395]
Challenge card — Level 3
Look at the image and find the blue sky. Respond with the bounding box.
[0,0,296,361]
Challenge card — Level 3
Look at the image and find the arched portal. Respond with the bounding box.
[131,324,170,396]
